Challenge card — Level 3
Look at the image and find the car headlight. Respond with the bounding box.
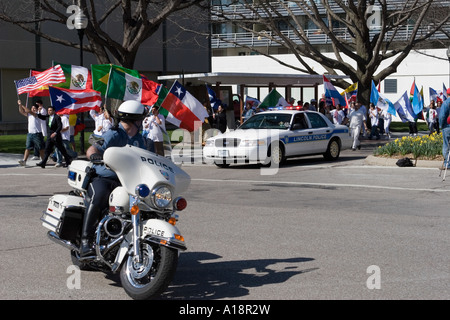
[240,139,266,147]
[152,185,172,208]
[205,139,214,147]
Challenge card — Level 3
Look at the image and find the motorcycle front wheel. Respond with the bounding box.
[120,242,178,300]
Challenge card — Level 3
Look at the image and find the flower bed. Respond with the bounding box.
[373,132,443,161]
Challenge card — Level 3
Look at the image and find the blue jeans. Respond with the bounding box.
[442,127,450,166]
[55,140,77,163]
[370,125,380,139]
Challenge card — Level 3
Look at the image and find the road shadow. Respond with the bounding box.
[0,194,54,198]
[160,252,316,300]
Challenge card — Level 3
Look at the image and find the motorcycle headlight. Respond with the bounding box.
[152,185,172,208]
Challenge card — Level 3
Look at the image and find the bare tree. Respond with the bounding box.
[210,0,450,104]
[0,0,207,68]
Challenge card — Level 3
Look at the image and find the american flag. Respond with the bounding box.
[15,65,65,95]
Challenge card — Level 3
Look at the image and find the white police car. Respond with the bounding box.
[203,110,352,167]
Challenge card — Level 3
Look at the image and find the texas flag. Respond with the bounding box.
[323,75,346,106]
[49,86,102,115]
[160,80,209,132]
[206,84,222,111]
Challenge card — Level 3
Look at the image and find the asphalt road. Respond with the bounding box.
[0,139,449,300]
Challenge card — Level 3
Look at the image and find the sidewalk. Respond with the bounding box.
[0,132,442,169]
[0,153,87,168]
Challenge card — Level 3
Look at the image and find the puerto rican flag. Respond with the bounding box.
[323,75,346,106]
[14,65,65,95]
[49,86,102,115]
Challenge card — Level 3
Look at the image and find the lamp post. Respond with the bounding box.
[74,11,88,154]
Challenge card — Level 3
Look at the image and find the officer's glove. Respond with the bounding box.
[89,153,103,162]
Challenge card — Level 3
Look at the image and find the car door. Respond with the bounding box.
[304,112,332,153]
[282,112,315,157]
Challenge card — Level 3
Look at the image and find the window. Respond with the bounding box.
[307,112,328,128]
[384,79,397,94]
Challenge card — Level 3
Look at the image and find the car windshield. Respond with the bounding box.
[239,113,292,130]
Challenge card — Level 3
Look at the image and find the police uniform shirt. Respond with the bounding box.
[93,123,146,179]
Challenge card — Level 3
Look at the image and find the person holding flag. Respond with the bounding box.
[348,101,368,151]
[439,88,450,169]
[145,105,166,156]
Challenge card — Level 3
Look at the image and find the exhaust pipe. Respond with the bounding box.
[47,231,79,252]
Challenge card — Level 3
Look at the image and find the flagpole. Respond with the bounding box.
[14,81,20,101]
[104,66,114,124]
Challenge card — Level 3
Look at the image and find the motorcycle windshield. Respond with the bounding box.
[103,145,191,197]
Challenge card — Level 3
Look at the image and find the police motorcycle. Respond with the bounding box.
[40,111,191,300]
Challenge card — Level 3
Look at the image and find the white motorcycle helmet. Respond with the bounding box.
[117,100,146,122]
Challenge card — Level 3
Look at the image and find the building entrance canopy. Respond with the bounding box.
[157,72,347,87]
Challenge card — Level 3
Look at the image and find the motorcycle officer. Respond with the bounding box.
[80,100,147,258]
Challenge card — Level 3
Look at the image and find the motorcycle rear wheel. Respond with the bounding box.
[120,242,178,300]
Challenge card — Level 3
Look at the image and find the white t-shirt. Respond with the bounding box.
[428,108,438,123]
[37,107,47,136]
[348,108,366,128]
[147,114,166,142]
[332,109,345,124]
[61,115,70,141]
[369,108,379,126]
[27,113,41,134]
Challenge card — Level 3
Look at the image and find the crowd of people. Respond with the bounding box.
[18,100,76,168]
[17,88,450,168]
[17,100,170,168]
[235,92,449,153]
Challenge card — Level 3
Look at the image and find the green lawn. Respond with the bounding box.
[0,132,93,154]
[389,121,428,132]
[0,122,430,155]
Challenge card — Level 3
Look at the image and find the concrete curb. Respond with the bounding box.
[0,153,443,168]
[365,155,442,168]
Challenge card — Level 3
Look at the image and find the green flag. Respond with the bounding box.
[106,68,159,105]
[259,89,290,109]
[91,64,140,95]
[52,62,91,90]
[155,85,170,117]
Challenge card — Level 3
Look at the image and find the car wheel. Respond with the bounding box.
[324,138,340,160]
[214,161,230,168]
[263,142,285,166]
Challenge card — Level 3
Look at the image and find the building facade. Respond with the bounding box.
[210,1,450,107]
[0,0,210,132]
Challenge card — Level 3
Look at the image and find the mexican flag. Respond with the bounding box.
[106,68,159,106]
[91,64,140,95]
[52,62,92,90]
[258,89,290,109]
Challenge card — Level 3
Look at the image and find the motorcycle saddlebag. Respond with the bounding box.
[41,195,85,241]
[59,206,84,242]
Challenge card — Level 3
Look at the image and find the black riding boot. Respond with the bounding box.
[79,203,102,258]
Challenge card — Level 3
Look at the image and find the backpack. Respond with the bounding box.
[396,157,414,167]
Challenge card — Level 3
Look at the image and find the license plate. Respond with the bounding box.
[217,150,229,157]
